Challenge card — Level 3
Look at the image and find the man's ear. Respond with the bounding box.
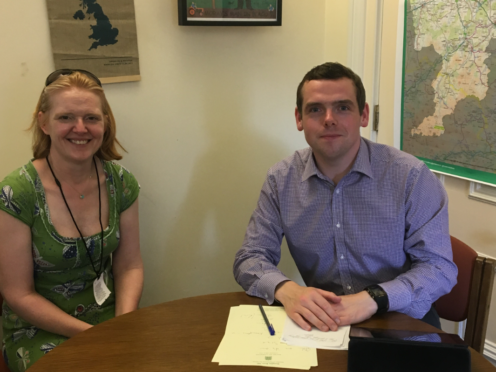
[295,107,304,132]
[38,112,49,135]
[360,103,370,128]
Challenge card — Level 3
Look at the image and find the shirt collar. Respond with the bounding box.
[301,138,374,182]
[350,138,374,179]
[301,149,321,182]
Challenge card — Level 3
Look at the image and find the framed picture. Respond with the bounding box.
[178,0,282,26]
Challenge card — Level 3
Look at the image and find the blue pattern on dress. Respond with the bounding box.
[40,343,56,355]
[62,245,78,259]
[34,201,40,217]
[32,243,55,269]
[51,281,85,300]
[12,327,38,343]
[1,186,22,215]
[86,238,96,256]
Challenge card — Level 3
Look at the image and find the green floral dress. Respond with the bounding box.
[0,159,139,371]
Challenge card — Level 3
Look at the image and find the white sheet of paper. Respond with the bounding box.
[212,306,317,370]
[281,316,350,350]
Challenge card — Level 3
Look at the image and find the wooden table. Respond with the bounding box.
[29,292,496,371]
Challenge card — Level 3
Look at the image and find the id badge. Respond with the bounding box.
[93,274,111,305]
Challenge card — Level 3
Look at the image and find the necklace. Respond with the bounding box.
[70,178,91,200]
[47,156,93,199]
[64,179,91,199]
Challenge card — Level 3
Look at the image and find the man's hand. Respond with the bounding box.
[329,291,378,326]
[275,281,342,332]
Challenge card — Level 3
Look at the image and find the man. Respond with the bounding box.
[233,62,457,332]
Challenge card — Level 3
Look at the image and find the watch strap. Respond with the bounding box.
[364,285,389,314]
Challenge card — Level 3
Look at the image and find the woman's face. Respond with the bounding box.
[39,88,105,164]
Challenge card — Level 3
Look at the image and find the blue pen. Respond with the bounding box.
[259,304,275,336]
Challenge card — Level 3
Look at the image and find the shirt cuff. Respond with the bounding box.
[378,279,411,313]
[256,272,290,304]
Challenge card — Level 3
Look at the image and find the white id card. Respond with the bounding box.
[93,275,111,305]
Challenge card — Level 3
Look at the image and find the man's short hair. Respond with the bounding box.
[296,62,366,115]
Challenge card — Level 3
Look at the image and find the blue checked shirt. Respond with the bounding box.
[234,138,457,319]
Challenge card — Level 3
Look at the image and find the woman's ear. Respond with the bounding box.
[38,112,49,135]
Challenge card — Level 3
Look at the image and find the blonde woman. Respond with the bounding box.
[0,70,143,371]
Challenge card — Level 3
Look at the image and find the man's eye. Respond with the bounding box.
[339,105,349,111]
[308,107,320,113]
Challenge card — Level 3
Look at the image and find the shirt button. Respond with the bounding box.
[340,254,344,259]
[336,223,340,228]
[347,285,351,290]
[336,189,340,194]
[265,294,268,299]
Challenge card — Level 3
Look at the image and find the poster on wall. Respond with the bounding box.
[46,0,140,84]
[178,0,282,26]
[401,0,496,185]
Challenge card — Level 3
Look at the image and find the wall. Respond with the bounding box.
[0,0,349,306]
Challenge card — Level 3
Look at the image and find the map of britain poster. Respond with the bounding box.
[46,0,140,83]
[402,0,496,185]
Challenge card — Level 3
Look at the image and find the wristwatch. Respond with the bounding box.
[364,285,389,314]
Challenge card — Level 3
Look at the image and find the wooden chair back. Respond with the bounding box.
[435,236,496,353]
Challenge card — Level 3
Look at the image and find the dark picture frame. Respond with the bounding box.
[178,0,282,26]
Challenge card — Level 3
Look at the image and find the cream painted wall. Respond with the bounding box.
[0,1,351,308]
[377,0,496,347]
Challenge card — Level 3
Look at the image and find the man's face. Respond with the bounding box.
[295,78,369,171]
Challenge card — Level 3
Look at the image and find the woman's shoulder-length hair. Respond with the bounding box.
[29,71,126,161]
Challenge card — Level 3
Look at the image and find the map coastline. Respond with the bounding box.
[401,0,496,184]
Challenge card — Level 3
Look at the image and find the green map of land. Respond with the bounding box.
[73,0,119,51]
[402,0,496,183]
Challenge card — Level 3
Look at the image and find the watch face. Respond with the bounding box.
[367,289,376,299]
[365,286,389,313]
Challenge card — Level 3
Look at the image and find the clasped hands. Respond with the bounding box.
[274,281,378,332]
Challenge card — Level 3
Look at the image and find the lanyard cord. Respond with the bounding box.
[46,155,104,279]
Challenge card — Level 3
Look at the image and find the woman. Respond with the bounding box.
[0,70,143,371]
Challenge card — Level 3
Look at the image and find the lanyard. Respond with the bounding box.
[46,156,104,279]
